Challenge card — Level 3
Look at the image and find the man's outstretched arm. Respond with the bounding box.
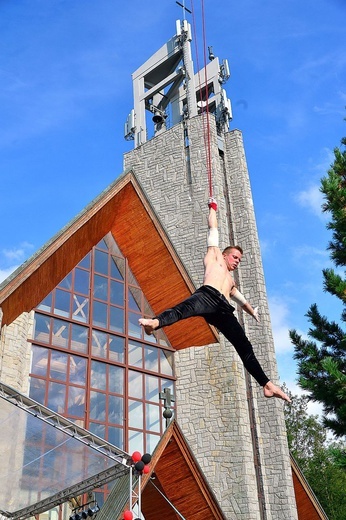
[230,286,260,323]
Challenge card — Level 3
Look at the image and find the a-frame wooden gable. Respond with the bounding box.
[290,456,329,520]
[0,171,217,350]
[133,420,226,520]
[129,422,329,520]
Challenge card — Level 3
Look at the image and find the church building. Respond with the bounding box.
[0,18,328,520]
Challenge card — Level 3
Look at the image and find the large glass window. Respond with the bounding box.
[29,233,175,460]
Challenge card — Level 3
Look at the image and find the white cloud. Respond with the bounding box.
[0,242,34,283]
[291,48,346,87]
[311,147,335,176]
[294,147,335,218]
[285,379,325,418]
[313,102,345,116]
[313,89,346,116]
[268,296,293,354]
[295,184,324,217]
[2,241,34,262]
[291,244,328,260]
[259,238,271,256]
[273,318,330,423]
[0,265,19,284]
[291,245,330,274]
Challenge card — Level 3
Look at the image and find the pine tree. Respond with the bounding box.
[289,132,346,438]
[283,385,346,519]
[283,386,326,467]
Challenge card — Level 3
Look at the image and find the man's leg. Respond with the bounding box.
[139,295,200,335]
[209,312,269,386]
[139,286,221,335]
[208,312,290,402]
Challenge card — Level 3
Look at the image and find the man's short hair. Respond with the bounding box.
[222,245,243,255]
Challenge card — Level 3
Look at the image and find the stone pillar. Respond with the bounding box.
[123,115,297,519]
[223,130,297,518]
[0,311,34,394]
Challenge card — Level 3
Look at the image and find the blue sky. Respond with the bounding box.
[1,0,345,412]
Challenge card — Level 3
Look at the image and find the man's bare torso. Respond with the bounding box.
[203,247,235,301]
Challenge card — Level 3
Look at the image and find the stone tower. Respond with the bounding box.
[123,19,298,519]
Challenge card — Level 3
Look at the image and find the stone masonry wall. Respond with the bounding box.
[124,116,297,518]
[223,130,297,519]
[0,311,34,394]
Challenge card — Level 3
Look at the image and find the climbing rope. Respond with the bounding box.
[190,0,213,198]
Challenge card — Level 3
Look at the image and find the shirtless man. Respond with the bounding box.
[139,198,290,403]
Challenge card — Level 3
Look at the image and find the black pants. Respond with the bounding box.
[156,285,269,387]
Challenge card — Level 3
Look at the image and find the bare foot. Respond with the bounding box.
[139,318,159,336]
[263,381,291,403]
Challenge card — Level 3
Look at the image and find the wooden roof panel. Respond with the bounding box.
[134,423,328,520]
[110,181,216,349]
[0,173,217,350]
[139,421,226,520]
[291,457,328,520]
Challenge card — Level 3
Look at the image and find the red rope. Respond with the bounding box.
[201,0,213,198]
[190,0,213,198]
